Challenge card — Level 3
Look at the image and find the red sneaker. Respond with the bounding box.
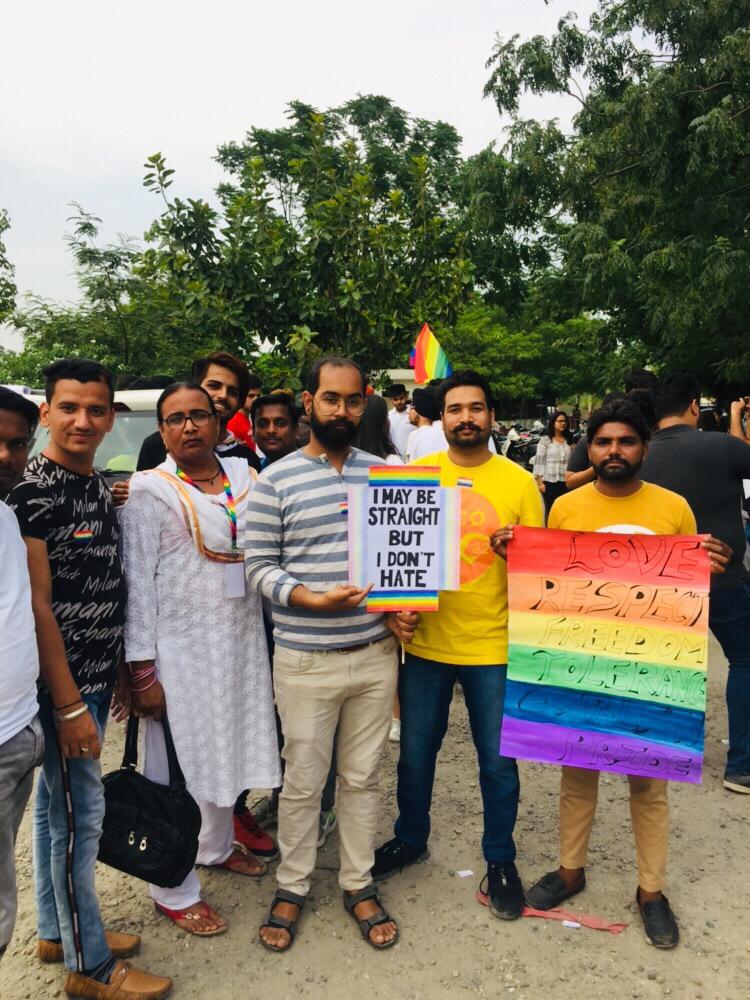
[233,809,279,861]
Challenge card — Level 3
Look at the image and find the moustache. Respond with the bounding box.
[455,424,481,433]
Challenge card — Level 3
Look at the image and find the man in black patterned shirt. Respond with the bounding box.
[9,359,171,1000]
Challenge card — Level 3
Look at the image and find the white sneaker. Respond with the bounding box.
[318,807,337,847]
[389,719,401,743]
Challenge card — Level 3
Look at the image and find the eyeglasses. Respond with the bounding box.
[162,409,214,430]
[316,393,366,417]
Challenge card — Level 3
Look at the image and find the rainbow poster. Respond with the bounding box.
[499,526,711,784]
[348,466,460,612]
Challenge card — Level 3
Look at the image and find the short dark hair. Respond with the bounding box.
[0,386,39,434]
[651,374,701,421]
[624,368,658,392]
[156,382,217,424]
[43,358,114,406]
[247,372,263,391]
[587,400,651,444]
[191,351,251,401]
[306,356,366,396]
[624,388,656,429]
[435,370,494,414]
[250,393,298,427]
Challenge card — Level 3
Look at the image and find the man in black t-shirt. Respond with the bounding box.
[9,359,171,999]
[641,375,750,796]
[136,351,261,473]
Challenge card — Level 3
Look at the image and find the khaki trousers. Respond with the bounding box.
[273,635,398,896]
[559,766,669,892]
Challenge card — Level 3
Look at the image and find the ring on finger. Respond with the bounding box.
[79,746,90,754]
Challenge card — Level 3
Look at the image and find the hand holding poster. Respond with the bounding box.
[348,466,460,611]
[500,526,711,783]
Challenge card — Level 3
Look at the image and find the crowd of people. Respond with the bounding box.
[0,353,748,999]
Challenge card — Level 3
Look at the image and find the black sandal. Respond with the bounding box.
[343,885,399,950]
[259,889,306,952]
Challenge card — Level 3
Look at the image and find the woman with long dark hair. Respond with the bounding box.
[354,394,402,464]
[534,411,573,517]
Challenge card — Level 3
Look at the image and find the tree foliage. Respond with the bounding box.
[484,0,750,388]
[0,210,16,322]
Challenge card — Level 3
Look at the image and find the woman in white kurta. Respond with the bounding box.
[120,383,281,936]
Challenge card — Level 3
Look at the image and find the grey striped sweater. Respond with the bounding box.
[244,448,390,651]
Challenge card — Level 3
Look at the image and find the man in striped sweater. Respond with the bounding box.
[245,357,416,953]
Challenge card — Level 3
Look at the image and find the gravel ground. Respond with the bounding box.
[1,634,747,1000]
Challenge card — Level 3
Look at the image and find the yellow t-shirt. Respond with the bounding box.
[547,481,697,535]
[406,451,544,665]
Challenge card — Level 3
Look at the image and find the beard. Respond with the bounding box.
[309,408,358,450]
[0,465,21,500]
[594,456,643,483]
[446,422,492,450]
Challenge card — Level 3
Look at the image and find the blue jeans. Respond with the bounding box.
[34,690,112,973]
[709,579,750,776]
[394,655,519,864]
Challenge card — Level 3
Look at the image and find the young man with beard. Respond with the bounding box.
[0,386,39,500]
[518,400,729,949]
[227,371,264,452]
[384,383,411,459]
[373,370,544,921]
[136,352,261,472]
[8,359,171,999]
[232,394,342,846]
[245,357,416,952]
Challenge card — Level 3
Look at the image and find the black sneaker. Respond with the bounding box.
[723,773,750,794]
[372,837,429,881]
[483,862,525,920]
[637,892,679,949]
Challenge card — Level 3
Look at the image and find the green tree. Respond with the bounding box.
[484,1,750,388]
[0,209,17,322]
[436,302,543,405]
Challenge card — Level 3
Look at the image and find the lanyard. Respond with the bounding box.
[175,464,238,555]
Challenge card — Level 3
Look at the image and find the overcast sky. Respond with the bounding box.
[2,0,597,340]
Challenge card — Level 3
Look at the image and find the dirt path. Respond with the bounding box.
[1,635,747,1000]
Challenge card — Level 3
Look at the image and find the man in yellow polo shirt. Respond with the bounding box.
[372,370,543,921]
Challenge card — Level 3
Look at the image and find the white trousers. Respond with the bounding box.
[143,718,234,910]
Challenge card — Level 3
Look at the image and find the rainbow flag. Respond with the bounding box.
[412,323,453,384]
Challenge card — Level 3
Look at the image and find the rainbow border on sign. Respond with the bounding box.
[367,465,441,487]
[367,590,440,611]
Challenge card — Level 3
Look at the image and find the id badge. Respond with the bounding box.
[224,561,246,599]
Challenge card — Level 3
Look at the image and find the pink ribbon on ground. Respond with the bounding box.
[475,891,628,934]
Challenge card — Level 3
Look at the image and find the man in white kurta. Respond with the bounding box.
[120,456,281,911]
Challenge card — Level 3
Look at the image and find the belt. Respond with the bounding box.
[332,636,390,654]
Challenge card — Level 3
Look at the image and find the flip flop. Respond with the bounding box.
[210,845,268,877]
[154,900,228,937]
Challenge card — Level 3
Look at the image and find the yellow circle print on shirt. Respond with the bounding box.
[459,490,500,584]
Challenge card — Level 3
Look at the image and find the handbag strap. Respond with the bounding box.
[121,713,188,789]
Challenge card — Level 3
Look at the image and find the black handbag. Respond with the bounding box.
[98,714,202,887]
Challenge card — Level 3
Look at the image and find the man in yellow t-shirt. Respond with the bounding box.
[372,371,543,921]
[510,399,729,950]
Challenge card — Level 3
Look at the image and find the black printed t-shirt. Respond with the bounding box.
[9,454,126,693]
